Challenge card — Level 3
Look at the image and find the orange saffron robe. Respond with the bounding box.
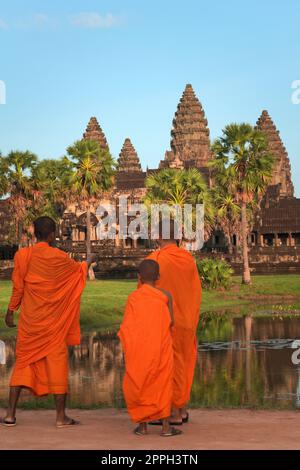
[9,242,88,396]
[118,284,174,423]
[147,244,202,408]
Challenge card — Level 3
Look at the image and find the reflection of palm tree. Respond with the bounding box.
[245,315,253,399]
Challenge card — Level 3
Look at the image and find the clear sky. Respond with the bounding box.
[0,0,299,196]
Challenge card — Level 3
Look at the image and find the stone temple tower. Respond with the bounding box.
[83,116,109,150]
[256,110,294,198]
[117,138,142,173]
[160,84,211,172]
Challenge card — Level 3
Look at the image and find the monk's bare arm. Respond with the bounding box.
[167,294,175,327]
[58,249,96,272]
[6,252,23,327]
[158,288,174,326]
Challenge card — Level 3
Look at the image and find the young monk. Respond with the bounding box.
[1,216,94,428]
[118,260,182,437]
[147,220,202,425]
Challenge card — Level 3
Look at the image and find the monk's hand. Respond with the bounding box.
[5,309,16,328]
[87,254,97,267]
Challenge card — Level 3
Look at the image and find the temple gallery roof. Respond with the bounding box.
[116,172,147,191]
[256,198,300,233]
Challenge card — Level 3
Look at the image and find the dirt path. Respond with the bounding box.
[1,408,300,450]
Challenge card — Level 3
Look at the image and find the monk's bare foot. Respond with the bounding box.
[56,416,80,428]
[0,416,17,427]
[169,409,183,425]
[134,423,148,436]
[161,419,182,437]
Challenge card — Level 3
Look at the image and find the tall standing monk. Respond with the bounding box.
[147,220,202,425]
[1,217,93,428]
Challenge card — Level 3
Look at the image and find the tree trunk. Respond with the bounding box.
[17,218,23,250]
[86,206,91,257]
[241,201,251,285]
[86,206,95,281]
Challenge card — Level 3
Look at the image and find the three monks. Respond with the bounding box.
[1,216,201,435]
[1,217,93,428]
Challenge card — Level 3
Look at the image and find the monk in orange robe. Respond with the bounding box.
[147,220,202,425]
[1,217,92,428]
[118,260,182,437]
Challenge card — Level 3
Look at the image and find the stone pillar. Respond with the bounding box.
[72,226,77,241]
[275,233,279,247]
[259,234,264,247]
[115,232,120,248]
[288,232,293,247]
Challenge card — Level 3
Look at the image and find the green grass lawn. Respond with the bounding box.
[1,275,300,336]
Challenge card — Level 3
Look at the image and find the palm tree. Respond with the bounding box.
[144,168,214,243]
[212,188,240,254]
[5,150,38,248]
[210,123,274,284]
[32,157,73,220]
[0,153,9,197]
[66,140,115,276]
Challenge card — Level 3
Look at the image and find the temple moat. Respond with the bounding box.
[2,310,300,409]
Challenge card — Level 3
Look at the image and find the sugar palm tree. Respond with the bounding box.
[5,150,38,248]
[0,153,9,197]
[210,123,274,284]
[144,168,214,243]
[66,140,115,277]
[213,188,240,254]
[32,157,73,220]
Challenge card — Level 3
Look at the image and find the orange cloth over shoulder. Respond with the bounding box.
[118,284,173,423]
[9,242,88,370]
[147,244,202,408]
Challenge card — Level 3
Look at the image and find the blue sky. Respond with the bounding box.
[0,0,299,196]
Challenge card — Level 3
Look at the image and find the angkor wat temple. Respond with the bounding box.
[1,84,300,277]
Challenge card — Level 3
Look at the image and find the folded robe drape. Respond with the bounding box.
[147,244,202,409]
[8,242,87,395]
[118,284,173,423]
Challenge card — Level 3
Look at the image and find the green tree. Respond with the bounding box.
[144,168,214,242]
[0,153,9,197]
[212,188,240,254]
[210,123,274,284]
[66,140,115,276]
[5,150,38,248]
[31,157,73,221]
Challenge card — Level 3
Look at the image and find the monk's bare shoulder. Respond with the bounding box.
[156,287,172,302]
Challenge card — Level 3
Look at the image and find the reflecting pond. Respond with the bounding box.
[2,311,300,408]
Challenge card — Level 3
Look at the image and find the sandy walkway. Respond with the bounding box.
[0,408,299,450]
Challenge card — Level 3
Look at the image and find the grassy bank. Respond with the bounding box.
[1,275,300,336]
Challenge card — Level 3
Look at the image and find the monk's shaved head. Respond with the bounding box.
[138,260,160,283]
[157,218,180,247]
[34,217,56,241]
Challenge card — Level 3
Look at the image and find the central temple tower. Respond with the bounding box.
[160,84,211,172]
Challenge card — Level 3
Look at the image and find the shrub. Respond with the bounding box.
[196,258,233,290]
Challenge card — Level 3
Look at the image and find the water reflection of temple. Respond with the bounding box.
[1,318,300,408]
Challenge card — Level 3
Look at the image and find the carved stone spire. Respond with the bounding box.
[160,84,211,169]
[118,138,142,172]
[83,117,109,150]
[256,110,294,198]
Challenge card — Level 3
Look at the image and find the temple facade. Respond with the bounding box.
[1,84,300,277]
